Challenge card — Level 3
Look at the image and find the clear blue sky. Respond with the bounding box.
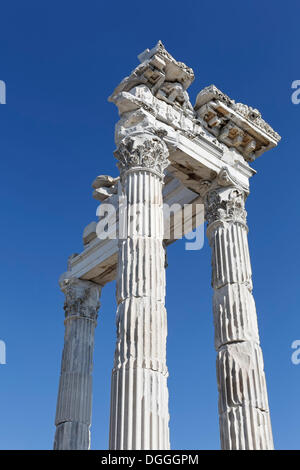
[0,0,299,450]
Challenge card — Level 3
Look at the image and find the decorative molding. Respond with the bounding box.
[114,133,169,178]
[110,41,194,113]
[195,85,280,142]
[204,168,248,227]
[194,85,281,161]
[216,167,249,192]
[59,275,101,321]
[205,187,247,227]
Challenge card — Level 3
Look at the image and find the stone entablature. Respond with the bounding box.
[110,41,280,165]
[194,85,280,161]
[110,40,194,113]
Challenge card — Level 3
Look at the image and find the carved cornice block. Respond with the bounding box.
[109,41,194,113]
[194,85,281,162]
[92,174,119,202]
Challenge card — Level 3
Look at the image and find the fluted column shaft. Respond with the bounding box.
[109,132,170,450]
[205,169,273,450]
[54,277,101,450]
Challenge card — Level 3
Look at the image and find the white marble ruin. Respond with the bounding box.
[54,41,280,450]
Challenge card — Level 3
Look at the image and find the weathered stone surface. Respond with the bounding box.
[110,41,194,114]
[92,175,119,202]
[109,132,170,450]
[204,168,274,450]
[54,276,101,450]
[83,221,98,246]
[194,85,280,161]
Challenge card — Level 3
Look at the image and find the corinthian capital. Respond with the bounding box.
[59,274,101,321]
[204,168,248,227]
[114,132,169,178]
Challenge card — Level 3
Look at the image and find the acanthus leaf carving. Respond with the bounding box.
[204,168,248,227]
[59,275,101,321]
[114,133,169,178]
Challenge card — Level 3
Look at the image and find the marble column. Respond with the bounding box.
[109,132,170,450]
[205,168,273,450]
[54,276,101,450]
